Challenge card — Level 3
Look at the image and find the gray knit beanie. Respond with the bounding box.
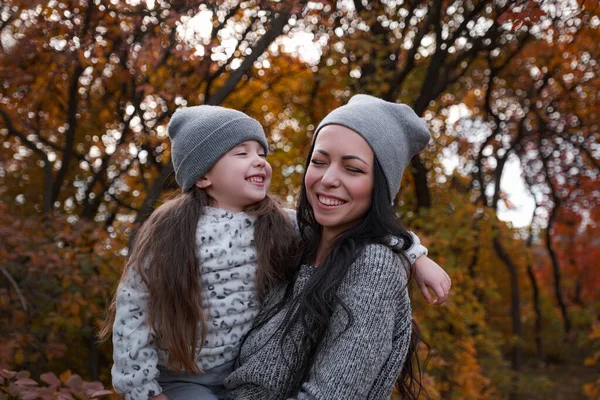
[314,94,431,201]
[168,105,269,192]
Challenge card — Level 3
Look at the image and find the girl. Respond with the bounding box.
[100,104,447,400]
[226,95,441,399]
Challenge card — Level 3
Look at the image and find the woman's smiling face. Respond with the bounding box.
[304,124,375,238]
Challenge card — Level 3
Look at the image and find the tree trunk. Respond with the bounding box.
[493,235,522,400]
[88,333,99,381]
[545,205,572,333]
[526,261,543,357]
[526,215,543,357]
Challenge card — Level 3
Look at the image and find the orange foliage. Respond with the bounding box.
[0,0,598,398]
[583,323,600,399]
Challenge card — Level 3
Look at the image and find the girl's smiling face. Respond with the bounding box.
[304,125,375,238]
[198,140,272,212]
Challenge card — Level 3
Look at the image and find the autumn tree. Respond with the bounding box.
[0,0,313,381]
[1,0,599,399]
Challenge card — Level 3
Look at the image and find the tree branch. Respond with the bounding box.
[0,108,53,215]
[207,8,292,106]
[0,265,28,312]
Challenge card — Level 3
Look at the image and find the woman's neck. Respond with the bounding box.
[314,230,336,266]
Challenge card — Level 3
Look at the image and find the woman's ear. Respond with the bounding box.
[195,176,211,189]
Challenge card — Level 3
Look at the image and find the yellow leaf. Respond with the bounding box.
[59,370,72,384]
[14,349,24,365]
[584,352,599,366]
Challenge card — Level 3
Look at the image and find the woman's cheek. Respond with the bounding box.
[304,166,318,189]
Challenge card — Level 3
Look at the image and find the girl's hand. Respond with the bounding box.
[149,394,168,400]
[412,256,451,305]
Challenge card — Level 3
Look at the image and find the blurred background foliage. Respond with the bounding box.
[1,0,599,399]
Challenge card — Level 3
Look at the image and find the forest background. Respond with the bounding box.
[1,0,599,399]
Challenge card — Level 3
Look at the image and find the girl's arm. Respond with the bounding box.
[112,266,162,400]
[406,232,451,305]
[413,254,451,304]
[390,232,451,305]
[287,208,450,304]
[290,245,412,400]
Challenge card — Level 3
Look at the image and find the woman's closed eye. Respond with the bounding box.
[310,159,326,165]
[346,166,365,174]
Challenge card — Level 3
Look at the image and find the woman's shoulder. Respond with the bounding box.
[349,244,409,284]
[283,208,296,218]
[282,208,299,233]
[359,243,400,265]
[335,244,409,305]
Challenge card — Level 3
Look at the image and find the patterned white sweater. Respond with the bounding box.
[111,207,427,400]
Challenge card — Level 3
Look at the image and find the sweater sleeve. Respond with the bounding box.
[387,231,428,264]
[111,265,162,400]
[406,231,428,262]
[291,245,412,400]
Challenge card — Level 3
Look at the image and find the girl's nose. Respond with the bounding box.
[253,154,266,168]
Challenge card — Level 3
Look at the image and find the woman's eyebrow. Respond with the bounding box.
[316,149,368,165]
[342,155,368,165]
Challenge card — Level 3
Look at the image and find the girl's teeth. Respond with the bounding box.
[319,196,344,206]
[248,177,263,183]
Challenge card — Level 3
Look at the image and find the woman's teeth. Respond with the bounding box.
[318,195,345,206]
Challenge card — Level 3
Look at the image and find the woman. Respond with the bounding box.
[226,94,442,399]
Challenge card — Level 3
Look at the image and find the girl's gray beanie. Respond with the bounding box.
[168,105,269,192]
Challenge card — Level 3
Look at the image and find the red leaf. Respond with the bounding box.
[82,381,103,392]
[8,383,21,397]
[0,369,17,379]
[58,389,75,400]
[65,374,83,390]
[40,372,61,387]
[497,11,510,24]
[91,389,114,397]
[20,390,41,400]
[14,378,38,386]
[16,371,30,379]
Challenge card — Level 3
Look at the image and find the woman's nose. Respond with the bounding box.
[320,166,340,187]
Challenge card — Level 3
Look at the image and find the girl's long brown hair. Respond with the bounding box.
[99,187,299,373]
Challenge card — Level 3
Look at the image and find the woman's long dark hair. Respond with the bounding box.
[251,144,426,398]
[99,186,298,374]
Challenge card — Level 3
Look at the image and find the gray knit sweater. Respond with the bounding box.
[225,244,412,400]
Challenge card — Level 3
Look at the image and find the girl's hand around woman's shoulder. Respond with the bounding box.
[413,256,451,305]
